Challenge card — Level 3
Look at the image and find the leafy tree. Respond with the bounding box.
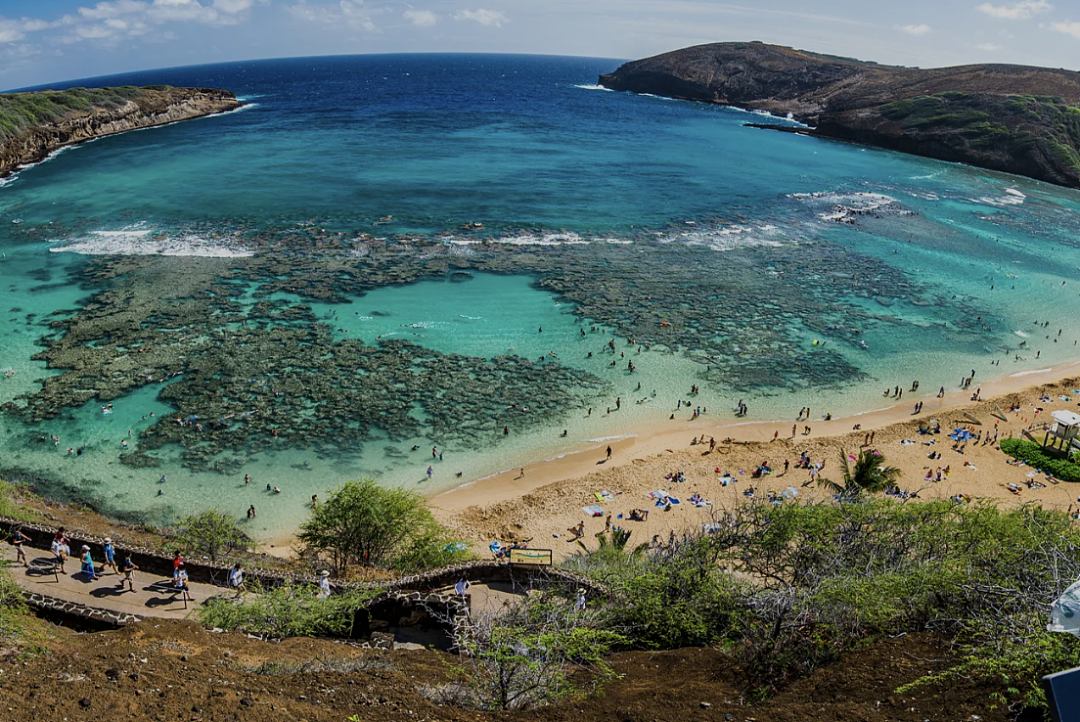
[298,478,462,573]
[173,509,251,562]
[431,593,624,710]
[817,448,902,498]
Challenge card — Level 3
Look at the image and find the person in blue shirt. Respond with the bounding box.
[102,537,118,575]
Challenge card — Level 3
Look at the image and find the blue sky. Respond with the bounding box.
[3,0,1080,89]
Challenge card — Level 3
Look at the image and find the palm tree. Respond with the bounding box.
[817,448,902,499]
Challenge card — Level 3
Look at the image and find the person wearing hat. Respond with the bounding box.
[80,545,97,581]
[575,588,586,612]
[102,537,118,575]
[317,570,332,599]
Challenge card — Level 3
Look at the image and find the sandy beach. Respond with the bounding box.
[429,360,1080,560]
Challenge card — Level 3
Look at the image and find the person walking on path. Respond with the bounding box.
[12,525,30,568]
[80,545,96,580]
[318,570,332,599]
[172,550,184,571]
[172,563,191,598]
[229,563,246,597]
[119,554,138,592]
[102,537,119,575]
[51,535,66,574]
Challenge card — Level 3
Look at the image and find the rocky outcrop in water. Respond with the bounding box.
[599,42,1080,188]
[0,86,240,177]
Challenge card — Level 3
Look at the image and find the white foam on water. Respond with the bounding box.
[449,231,591,247]
[789,191,904,222]
[574,84,614,92]
[50,226,253,257]
[658,223,785,251]
[587,434,638,443]
[973,191,1024,207]
[1010,367,1053,377]
[1014,330,1030,338]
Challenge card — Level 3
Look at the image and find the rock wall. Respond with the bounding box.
[0,87,240,178]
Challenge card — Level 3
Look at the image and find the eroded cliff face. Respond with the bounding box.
[0,87,241,177]
[600,42,1080,189]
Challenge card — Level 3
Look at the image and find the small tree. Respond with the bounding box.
[174,509,251,562]
[817,448,901,498]
[298,478,458,573]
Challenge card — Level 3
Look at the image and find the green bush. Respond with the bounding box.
[172,509,251,562]
[568,498,1080,710]
[1000,438,1080,481]
[197,580,378,638]
[298,478,467,574]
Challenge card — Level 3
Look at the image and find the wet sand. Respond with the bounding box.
[429,360,1080,560]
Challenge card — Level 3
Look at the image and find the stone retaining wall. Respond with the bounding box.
[21,589,143,630]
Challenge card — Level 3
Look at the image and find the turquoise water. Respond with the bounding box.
[2,54,1080,538]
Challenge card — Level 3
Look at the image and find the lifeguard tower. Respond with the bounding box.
[1043,410,1080,454]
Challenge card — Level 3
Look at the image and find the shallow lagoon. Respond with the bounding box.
[2,55,1080,538]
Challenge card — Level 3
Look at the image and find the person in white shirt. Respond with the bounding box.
[318,570,331,599]
[229,563,245,597]
[173,563,191,598]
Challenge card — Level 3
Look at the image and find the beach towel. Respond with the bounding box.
[594,490,617,502]
[582,504,604,517]
[647,490,669,500]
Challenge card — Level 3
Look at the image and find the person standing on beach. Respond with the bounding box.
[606,445,612,460]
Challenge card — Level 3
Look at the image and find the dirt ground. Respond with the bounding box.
[0,619,1007,722]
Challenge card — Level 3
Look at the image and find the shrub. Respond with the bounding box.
[298,478,466,573]
[433,593,625,710]
[197,580,378,638]
[172,509,252,562]
[1000,438,1080,481]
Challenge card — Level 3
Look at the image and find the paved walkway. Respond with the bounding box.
[1,543,222,620]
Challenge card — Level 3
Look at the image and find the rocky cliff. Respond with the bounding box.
[0,86,241,177]
[599,42,1080,189]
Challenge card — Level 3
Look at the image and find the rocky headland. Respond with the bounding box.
[599,41,1080,188]
[0,85,240,177]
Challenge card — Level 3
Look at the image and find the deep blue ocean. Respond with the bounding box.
[2,54,1080,535]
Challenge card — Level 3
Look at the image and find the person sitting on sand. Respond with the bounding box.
[629,508,649,522]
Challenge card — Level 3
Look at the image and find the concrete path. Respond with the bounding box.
[2,543,222,621]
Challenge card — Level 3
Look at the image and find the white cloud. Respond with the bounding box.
[287,1,377,32]
[1050,20,1080,39]
[58,0,258,44]
[975,42,1002,49]
[454,8,507,27]
[0,16,54,43]
[976,0,1052,20]
[404,8,437,27]
[897,24,932,35]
